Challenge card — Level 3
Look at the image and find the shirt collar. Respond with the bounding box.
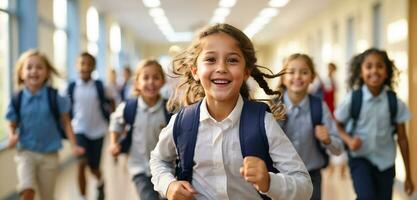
[361,85,387,101]
[138,96,164,113]
[283,90,309,112]
[199,95,244,125]
[76,78,94,85]
[23,84,48,98]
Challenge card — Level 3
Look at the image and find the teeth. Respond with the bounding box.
[212,80,230,84]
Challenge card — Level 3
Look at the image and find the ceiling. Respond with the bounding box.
[92,0,334,45]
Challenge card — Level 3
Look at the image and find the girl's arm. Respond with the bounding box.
[263,113,313,200]
[7,121,18,148]
[149,114,183,198]
[335,121,361,151]
[61,113,84,155]
[318,103,343,155]
[396,123,415,195]
[108,103,127,157]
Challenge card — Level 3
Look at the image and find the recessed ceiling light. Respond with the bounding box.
[143,0,160,8]
[269,0,289,7]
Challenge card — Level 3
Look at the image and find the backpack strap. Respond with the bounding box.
[386,90,398,134]
[173,100,202,182]
[11,90,24,124]
[119,98,139,154]
[349,89,363,135]
[47,87,67,139]
[308,95,329,168]
[68,81,76,118]
[94,80,110,121]
[239,100,279,174]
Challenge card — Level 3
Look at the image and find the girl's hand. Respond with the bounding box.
[72,145,85,156]
[167,181,196,200]
[315,125,331,145]
[109,143,121,157]
[8,134,19,148]
[405,177,414,195]
[348,136,362,151]
[240,156,270,193]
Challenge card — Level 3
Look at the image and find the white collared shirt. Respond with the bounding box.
[150,96,312,200]
[110,97,167,177]
[67,79,111,139]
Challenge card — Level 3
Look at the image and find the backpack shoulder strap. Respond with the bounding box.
[68,81,76,103]
[239,100,278,174]
[350,89,363,122]
[47,87,67,139]
[11,90,24,123]
[123,98,139,126]
[94,80,111,121]
[162,99,172,123]
[47,87,60,121]
[173,100,202,182]
[308,94,323,126]
[386,90,397,126]
[308,95,330,168]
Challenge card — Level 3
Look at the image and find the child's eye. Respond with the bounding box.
[204,57,216,64]
[227,58,239,64]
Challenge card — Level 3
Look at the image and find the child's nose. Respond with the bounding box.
[215,61,228,73]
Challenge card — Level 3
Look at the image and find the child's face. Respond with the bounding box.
[360,53,387,90]
[77,56,95,80]
[283,58,314,94]
[21,55,49,89]
[136,65,165,100]
[192,32,249,103]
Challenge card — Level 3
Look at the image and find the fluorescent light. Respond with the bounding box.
[269,0,290,7]
[219,0,236,8]
[149,8,165,18]
[214,7,230,17]
[260,8,278,18]
[143,0,160,8]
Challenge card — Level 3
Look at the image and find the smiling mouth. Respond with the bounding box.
[212,79,231,84]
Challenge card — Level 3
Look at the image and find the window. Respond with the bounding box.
[53,0,67,87]
[372,3,382,48]
[109,23,121,69]
[0,0,10,141]
[86,6,99,56]
[346,17,355,62]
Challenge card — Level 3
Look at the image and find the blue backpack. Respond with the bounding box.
[68,80,112,122]
[349,89,397,135]
[118,98,172,154]
[11,87,66,139]
[280,95,329,168]
[173,99,279,200]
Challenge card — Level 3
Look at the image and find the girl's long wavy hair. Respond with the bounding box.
[347,48,398,90]
[167,23,285,119]
[14,49,60,90]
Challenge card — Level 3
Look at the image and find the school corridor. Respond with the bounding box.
[1,0,417,199]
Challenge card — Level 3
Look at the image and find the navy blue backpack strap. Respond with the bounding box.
[308,95,329,168]
[239,100,279,174]
[11,90,24,124]
[47,87,67,139]
[173,100,202,182]
[240,100,278,200]
[118,98,138,154]
[94,80,111,121]
[67,81,76,118]
[350,89,363,135]
[386,90,398,134]
[162,99,172,123]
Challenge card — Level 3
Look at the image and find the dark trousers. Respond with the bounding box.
[132,174,161,200]
[348,157,395,200]
[309,169,322,200]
